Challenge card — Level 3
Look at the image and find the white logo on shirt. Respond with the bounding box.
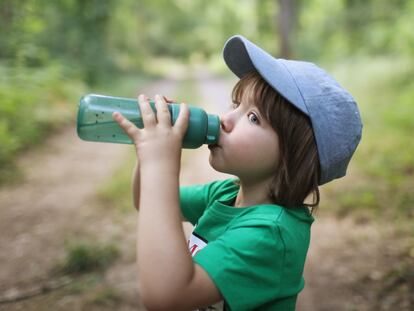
[187,233,207,257]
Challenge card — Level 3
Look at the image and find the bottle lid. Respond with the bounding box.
[205,114,220,144]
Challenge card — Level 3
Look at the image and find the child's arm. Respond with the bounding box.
[138,157,222,310]
[132,161,187,222]
[114,94,221,310]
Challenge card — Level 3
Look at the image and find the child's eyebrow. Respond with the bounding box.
[232,96,261,112]
[250,102,264,117]
[247,101,259,110]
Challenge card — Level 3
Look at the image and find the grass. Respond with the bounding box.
[67,274,103,294]
[97,150,137,214]
[86,286,123,307]
[60,240,120,275]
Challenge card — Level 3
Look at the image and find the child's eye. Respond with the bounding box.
[248,112,260,125]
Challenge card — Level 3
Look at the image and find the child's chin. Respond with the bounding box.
[209,157,233,175]
[209,156,224,172]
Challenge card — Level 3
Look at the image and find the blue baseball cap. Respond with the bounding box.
[223,35,363,185]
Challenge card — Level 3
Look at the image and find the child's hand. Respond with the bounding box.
[112,94,189,168]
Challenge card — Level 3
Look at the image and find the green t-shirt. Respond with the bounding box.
[180,178,314,311]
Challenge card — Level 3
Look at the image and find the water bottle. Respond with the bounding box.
[77,94,220,148]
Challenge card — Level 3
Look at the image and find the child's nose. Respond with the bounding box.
[220,113,233,133]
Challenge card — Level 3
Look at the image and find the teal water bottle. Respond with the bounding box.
[77,94,220,148]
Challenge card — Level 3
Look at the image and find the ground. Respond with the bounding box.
[0,73,409,311]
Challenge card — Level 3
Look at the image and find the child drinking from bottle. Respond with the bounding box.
[112,35,362,311]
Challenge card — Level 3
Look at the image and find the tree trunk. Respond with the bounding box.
[277,0,297,58]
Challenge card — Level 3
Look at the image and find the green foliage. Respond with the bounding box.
[324,57,414,221]
[296,0,414,61]
[68,274,102,294]
[0,0,278,82]
[61,241,120,274]
[2,0,414,220]
[2,0,414,77]
[0,64,86,184]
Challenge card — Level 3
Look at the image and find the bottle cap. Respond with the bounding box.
[205,114,220,144]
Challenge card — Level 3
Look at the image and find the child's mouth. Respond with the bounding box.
[208,144,220,150]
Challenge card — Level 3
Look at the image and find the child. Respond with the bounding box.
[112,35,362,311]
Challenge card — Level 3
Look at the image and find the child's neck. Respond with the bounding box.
[234,177,274,207]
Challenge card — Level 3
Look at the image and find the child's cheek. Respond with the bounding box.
[231,136,258,162]
[233,131,279,167]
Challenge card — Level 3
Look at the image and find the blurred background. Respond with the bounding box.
[0,0,413,310]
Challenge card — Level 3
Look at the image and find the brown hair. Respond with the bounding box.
[232,71,320,211]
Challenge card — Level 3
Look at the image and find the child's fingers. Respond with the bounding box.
[112,111,140,139]
[138,94,157,128]
[163,95,176,104]
[155,94,171,126]
[174,103,189,136]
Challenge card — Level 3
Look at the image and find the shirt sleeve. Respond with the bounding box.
[179,183,210,225]
[193,219,286,310]
[180,179,238,225]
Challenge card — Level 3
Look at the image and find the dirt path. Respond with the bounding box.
[0,79,178,310]
[0,70,398,311]
[296,215,384,311]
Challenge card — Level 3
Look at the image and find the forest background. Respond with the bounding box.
[0,0,413,310]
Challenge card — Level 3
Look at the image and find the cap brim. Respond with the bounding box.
[223,35,308,115]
